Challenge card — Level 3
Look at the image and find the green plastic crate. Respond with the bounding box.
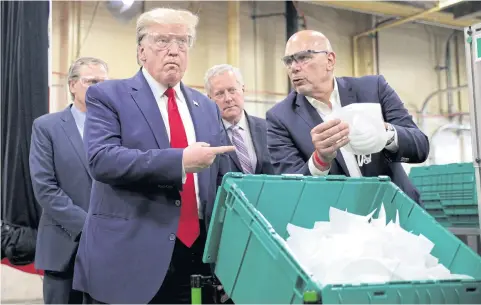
[409,163,479,227]
[204,173,481,304]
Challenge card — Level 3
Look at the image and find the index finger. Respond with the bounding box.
[311,119,341,134]
[209,145,236,155]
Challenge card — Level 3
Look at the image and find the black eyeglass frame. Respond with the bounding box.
[281,49,329,66]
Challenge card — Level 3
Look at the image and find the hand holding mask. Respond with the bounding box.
[324,103,389,155]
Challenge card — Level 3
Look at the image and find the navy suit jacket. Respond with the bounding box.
[29,105,91,272]
[266,75,429,203]
[224,112,275,175]
[72,71,230,304]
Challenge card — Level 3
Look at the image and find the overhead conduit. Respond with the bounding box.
[352,5,447,77]
[309,1,477,29]
[308,0,473,76]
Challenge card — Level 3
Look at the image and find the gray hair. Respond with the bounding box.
[204,64,244,95]
[67,57,108,100]
[136,8,199,46]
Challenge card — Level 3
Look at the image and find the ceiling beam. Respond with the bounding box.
[355,5,446,38]
[308,1,479,28]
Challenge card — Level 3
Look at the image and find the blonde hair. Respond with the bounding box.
[136,7,199,45]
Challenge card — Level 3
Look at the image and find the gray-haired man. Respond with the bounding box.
[205,64,274,175]
[29,57,109,304]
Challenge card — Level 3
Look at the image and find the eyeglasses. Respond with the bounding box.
[213,87,239,100]
[79,77,107,86]
[147,33,193,51]
[281,50,329,67]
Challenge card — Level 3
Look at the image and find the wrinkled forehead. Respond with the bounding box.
[285,37,327,56]
[147,23,189,36]
[211,71,238,88]
[78,64,107,78]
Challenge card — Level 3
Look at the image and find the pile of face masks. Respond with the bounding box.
[325,103,389,155]
[284,205,473,286]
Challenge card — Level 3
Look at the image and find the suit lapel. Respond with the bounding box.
[337,77,356,107]
[245,113,263,174]
[180,83,210,144]
[294,94,322,129]
[130,71,170,149]
[59,106,90,177]
[334,77,359,175]
[180,84,210,208]
[336,77,369,176]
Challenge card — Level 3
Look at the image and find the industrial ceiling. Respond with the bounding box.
[310,0,481,30]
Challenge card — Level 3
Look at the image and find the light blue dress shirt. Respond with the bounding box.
[70,104,86,139]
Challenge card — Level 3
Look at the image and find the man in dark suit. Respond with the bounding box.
[266,30,429,203]
[29,57,109,304]
[72,8,235,304]
[204,64,274,175]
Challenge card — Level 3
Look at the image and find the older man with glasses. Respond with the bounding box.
[266,30,429,204]
[29,57,109,304]
[72,7,234,305]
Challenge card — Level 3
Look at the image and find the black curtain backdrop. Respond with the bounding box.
[1,0,49,265]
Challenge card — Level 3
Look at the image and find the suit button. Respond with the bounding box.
[169,234,176,241]
[175,200,181,207]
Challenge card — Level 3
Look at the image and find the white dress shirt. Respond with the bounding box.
[142,68,202,217]
[307,78,399,177]
[70,104,86,139]
[223,112,258,172]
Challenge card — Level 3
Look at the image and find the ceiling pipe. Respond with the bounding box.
[418,85,468,132]
[356,6,446,38]
[286,0,299,93]
[428,122,471,165]
[227,1,240,68]
[444,31,458,118]
[310,0,474,28]
[353,5,446,76]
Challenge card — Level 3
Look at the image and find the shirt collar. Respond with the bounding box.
[70,103,86,125]
[305,77,340,113]
[223,111,247,131]
[141,67,183,102]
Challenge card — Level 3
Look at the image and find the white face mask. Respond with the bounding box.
[325,103,388,155]
[345,114,388,155]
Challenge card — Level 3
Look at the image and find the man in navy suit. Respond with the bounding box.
[29,57,109,304]
[204,64,274,175]
[266,30,429,203]
[72,8,235,304]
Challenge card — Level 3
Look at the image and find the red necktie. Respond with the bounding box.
[165,87,199,247]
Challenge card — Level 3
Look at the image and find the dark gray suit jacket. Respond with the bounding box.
[266,75,429,204]
[29,105,92,272]
[224,112,275,175]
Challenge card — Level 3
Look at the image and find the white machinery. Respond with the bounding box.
[462,23,481,251]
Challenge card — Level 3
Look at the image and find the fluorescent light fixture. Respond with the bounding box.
[119,0,135,13]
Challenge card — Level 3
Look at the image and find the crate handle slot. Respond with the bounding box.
[372,291,386,297]
[294,275,306,292]
[466,287,477,293]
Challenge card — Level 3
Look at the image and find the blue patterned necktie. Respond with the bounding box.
[230,125,254,174]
